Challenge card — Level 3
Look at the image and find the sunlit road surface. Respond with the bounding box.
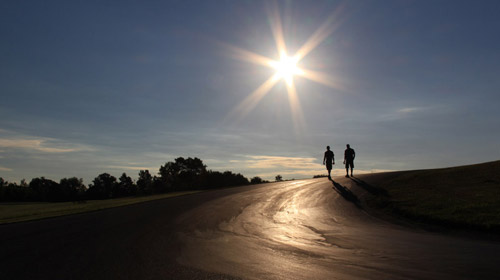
[1,177,499,279]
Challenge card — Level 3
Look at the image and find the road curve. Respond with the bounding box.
[1,177,499,279]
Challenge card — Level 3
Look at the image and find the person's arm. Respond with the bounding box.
[323,153,326,165]
[353,150,356,160]
[333,153,335,165]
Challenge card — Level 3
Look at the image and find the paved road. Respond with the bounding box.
[1,177,499,279]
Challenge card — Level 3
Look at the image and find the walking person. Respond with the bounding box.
[323,146,335,179]
[343,144,355,177]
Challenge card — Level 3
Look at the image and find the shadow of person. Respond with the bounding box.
[349,177,388,196]
[330,179,361,208]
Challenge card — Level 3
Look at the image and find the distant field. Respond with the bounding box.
[0,191,200,224]
[360,160,500,231]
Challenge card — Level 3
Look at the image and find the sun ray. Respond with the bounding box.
[223,43,275,68]
[285,80,305,133]
[226,73,281,122]
[267,3,287,56]
[297,67,345,91]
[294,4,346,61]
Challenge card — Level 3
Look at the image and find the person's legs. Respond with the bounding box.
[346,161,353,177]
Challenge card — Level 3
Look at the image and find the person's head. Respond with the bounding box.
[326,146,330,150]
[346,144,350,148]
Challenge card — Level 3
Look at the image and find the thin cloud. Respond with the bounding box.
[243,155,322,170]
[230,155,324,179]
[0,166,13,172]
[106,165,157,172]
[396,105,451,115]
[397,107,423,114]
[255,169,337,179]
[377,106,433,121]
[0,137,91,153]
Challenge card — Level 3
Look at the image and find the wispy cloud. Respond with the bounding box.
[0,129,93,153]
[376,106,434,122]
[0,166,13,172]
[230,155,324,178]
[0,138,82,153]
[397,107,423,114]
[106,165,157,172]
[239,155,322,170]
[396,105,451,115]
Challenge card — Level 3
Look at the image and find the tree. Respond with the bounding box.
[221,171,248,187]
[59,177,86,201]
[29,177,62,202]
[0,157,261,201]
[115,173,135,197]
[87,173,117,199]
[0,180,34,202]
[250,176,263,184]
[275,175,283,182]
[158,157,207,191]
[152,175,165,194]
[200,170,249,189]
[20,179,28,187]
[158,161,180,191]
[137,170,153,195]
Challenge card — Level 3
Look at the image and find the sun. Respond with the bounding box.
[269,52,302,84]
[224,3,346,131]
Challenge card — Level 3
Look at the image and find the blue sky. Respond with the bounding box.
[1,0,499,183]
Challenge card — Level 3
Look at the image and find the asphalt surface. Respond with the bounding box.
[1,177,499,279]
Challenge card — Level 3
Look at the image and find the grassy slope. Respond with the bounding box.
[360,160,500,231]
[0,191,200,224]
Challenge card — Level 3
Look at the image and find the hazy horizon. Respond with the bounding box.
[1,0,500,184]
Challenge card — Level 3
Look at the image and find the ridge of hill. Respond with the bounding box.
[358,160,500,232]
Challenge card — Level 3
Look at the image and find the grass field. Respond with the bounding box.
[360,160,500,231]
[0,191,200,224]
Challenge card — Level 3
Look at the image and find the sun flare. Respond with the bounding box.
[269,53,302,84]
[225,4,346,131]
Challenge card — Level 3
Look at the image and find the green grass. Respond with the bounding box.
[361,160,500,231]
[0,191,201,224]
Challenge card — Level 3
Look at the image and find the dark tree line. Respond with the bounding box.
[0,157,268,202]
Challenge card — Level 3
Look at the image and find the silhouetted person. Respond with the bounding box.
[343,144,355,177]
[323,146,335,179]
